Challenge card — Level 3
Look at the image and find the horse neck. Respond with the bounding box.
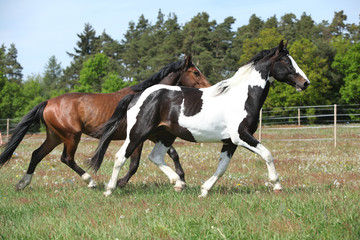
[158,72,181,85]
[226,64,271,112]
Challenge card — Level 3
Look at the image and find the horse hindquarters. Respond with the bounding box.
[0,101,48,167]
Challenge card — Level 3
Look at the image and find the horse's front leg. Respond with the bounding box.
[199,143,237,198]
[241,134,282,191]
[251,143,282,191]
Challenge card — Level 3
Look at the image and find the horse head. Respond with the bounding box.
[269,40,310,91]
[178,55,211,88]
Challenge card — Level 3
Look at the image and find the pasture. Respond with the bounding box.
[1,126,359,239]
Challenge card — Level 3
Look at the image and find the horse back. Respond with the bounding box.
[42,92,129,138]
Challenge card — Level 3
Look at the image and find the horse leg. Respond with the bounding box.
[244,143,282,192]
[16,134,61,190]
[199,143,237,198]
[148,141,185,192]
[61,135,96,188]
[116,142,144,187]
[167,146,185,183]
[104,139,136,196]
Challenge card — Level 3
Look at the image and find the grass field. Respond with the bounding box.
[1,126,360,239]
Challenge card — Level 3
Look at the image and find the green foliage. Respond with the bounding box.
[0,81,23,118]
[332,41,360,104]
[101,73,134,93]
[74,53,109,93]
[42,56,63,99]
[1,10,360,118]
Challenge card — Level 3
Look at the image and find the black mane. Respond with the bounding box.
[247,47,277,65]
[130,59,186,92]
[247,47,289,65]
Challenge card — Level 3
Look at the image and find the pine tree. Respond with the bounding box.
[4,43,23,84]
[42,56,63,98]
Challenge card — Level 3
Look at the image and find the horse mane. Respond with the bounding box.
[130,59,186,92]
[214,46,288,96]
[247,46,289,65]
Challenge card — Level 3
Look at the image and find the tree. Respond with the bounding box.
[42,56,63,98]
[278,13,297,42]
[296,12,315,39]
[67,23,100,60]
[63,23,101,88]
[332,41,360,104]
[265,38,331,108]
[238,28,284,65]
[74,53,109,92]
[329,11,347,36]
[74,53,126,93]
[101,73,133,93]
[0,81,23,118]
[182,12,216,57]
[3,43,23,84]
[20,75,45,116]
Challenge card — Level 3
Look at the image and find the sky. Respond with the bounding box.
[1,0,359,78]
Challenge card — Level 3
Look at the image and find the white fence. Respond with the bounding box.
[258,104,360,147]
[1,104,360,147]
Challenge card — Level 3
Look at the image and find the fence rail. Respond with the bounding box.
[1,104,360,147]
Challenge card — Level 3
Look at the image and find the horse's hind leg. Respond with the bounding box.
[117,143,186,188]
[104,139,135,196]
[61,135,96,188]
[16,134,61,190]
[148,141,185,192]
[117,143,144,187]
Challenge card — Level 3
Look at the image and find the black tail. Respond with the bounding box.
[89,94,135,172]
[0,101,48,168]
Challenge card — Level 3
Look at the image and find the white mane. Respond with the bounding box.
[212,63,264,96]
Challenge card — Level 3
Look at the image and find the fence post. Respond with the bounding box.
[334,104,337,147]
[298,108,300,126]
[259,108,262,142]
[6,118,9,140]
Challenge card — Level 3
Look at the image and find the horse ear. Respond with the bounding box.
[278,40,284,50]
[184,54,192,67]
[284,40,288,49]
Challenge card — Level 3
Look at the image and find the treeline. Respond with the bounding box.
[1,10,359,119]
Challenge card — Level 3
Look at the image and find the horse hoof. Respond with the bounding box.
[103,190,112,197]
[174,186,183,192]
[116,180,127,188]
[174,180,186,192]
[198,189,208,198]
[273,189,283,194]
[88,181,97,188]
[15,183,26,191]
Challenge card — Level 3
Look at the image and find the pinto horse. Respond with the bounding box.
[91,41,310,197]
[0,55,210,190]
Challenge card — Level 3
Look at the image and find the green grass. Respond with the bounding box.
[1,126,360,239]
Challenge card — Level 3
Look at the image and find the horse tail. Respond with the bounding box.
[89,94,135,172]
[0,101,48,168]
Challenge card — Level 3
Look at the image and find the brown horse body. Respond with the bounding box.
[0,56,210,190]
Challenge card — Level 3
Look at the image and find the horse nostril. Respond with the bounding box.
[304,81,310,88]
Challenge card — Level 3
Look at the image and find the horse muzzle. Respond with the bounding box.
[296,79,310,92]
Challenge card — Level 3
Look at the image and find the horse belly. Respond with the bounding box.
[178,114,227,143]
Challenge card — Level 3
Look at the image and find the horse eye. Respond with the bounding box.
[193,71,200,76]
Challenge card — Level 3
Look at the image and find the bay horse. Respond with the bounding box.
[90,40,310,197]
[0,55,210,190]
